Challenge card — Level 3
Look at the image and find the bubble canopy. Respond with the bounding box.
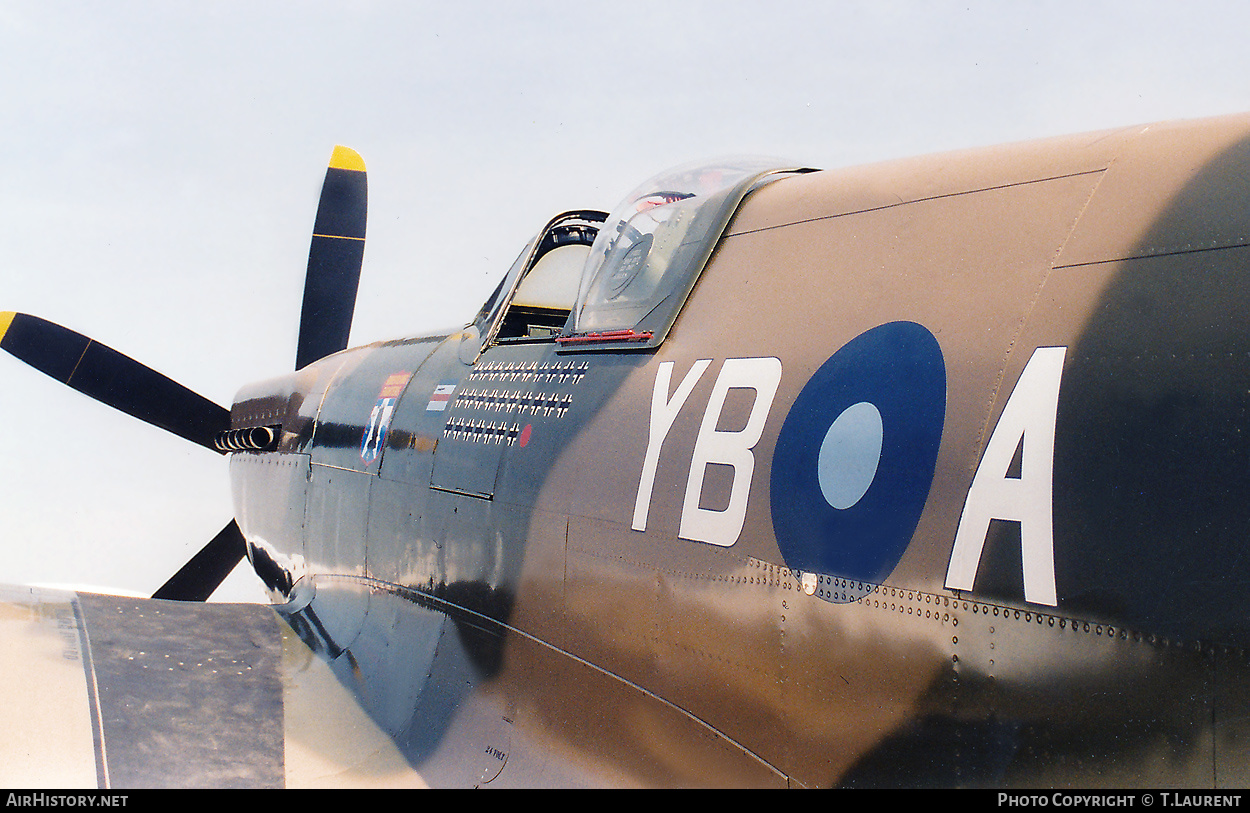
[560,159,810,351]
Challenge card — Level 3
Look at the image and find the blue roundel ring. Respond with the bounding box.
[770,321,946,590]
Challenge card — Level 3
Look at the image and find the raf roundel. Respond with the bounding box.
[770,321,946,597]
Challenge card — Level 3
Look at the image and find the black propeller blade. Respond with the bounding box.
[0,311,241,600]
[3,146,368,601]
[295,145,367,370]
[0,307,238,597]
[152,520,248,602]
[0,311,230,452]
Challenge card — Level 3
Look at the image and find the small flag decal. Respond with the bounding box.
[426,383,456,412]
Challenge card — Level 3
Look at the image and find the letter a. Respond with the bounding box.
[946,346,1066,606]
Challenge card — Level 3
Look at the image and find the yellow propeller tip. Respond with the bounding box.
[0,312,15,341]
[329,145,365,173]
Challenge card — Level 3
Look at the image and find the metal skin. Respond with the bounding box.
[9,113,1250,787]
[216,112,1250,787]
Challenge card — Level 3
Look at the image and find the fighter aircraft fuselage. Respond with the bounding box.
[120,114,1250,786]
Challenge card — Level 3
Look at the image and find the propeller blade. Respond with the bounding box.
[295,145,367,370]
[152,520,247,602]
[0,311,230,452]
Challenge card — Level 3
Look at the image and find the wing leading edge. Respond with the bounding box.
[0,587,284,788]
[0,586,429,789]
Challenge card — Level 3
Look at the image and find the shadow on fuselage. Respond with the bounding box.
[840,131,1250,787]
[1050,140,1250,648]
[273,338,646,780]
[279,575,513,762]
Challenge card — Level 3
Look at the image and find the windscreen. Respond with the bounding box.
[565,159,804,349]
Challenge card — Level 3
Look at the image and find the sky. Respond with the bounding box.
[3,1,1250,602]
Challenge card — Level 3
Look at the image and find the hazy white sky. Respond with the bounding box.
[3,1,1250,601]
